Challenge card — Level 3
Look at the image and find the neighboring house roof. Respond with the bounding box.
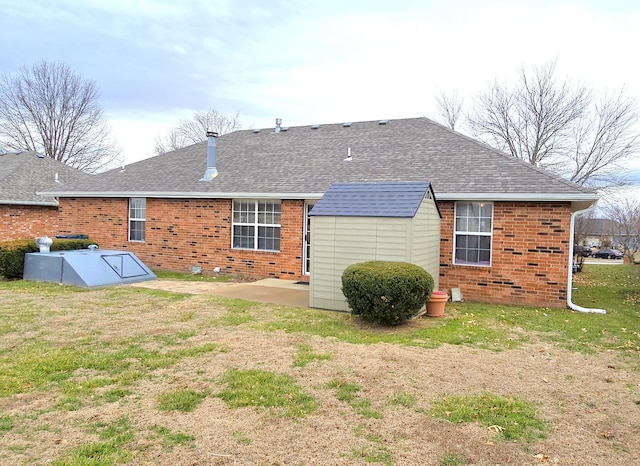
[0,151,91,206]
[583,218,620,236]
[309,181,435,218]
[43,117,598,208]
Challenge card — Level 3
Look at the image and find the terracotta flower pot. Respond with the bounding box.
[426,290,448,317]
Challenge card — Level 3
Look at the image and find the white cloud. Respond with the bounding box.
[3,0,640,170]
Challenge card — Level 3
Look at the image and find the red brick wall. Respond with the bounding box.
[0,205,59,241]
[438,201,571,308]
[57,198,307,281]
[57,197,572,307]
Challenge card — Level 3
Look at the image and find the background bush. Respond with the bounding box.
[0,238,96,279]
[341,261,434,326]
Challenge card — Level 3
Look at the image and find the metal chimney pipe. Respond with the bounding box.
[274,118,282,133]
[200,131,219,181]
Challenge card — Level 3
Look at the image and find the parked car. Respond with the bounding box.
[574,245,592,257]
[592,248,624,259]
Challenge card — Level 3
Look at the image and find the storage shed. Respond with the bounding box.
[309,181,441,311]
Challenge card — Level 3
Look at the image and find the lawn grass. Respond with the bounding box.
[327,378,382,419]
[292,343,333,367]
[214,264,637,355]
[52,417,134,466]
[429,392,548,442]
[157,389,209,413]
[0,263,637,464]
[216,368,317,418]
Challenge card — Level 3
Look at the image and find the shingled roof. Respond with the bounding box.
[0,151,91,206]
[43,117,597,206]
[309,182,436,218]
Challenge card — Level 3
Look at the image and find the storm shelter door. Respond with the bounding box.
[303,202,314,275]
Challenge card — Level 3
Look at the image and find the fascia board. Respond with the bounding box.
[1,199,58,206]
[39,191,326,200]
[40,190,599,203]
[435,192,599,202]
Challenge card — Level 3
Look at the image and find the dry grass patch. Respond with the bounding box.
[0,266,639,465]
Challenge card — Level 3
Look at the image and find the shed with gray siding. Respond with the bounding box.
[309,181,441,312]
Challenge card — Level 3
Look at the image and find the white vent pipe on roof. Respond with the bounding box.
[567,203,606,314]
[200,131,219,181]
[274,118,282,133]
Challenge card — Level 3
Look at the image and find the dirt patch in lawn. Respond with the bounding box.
[1,286,639,465]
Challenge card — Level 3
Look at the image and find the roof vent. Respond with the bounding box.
[342,122,352,127]
[378,119,388,125]
[36,152,45,158]
[200,131,219,181]
[310,124,320,130]
[281,127,289,132]
[252,129,260,134]
[274,118,282,133]
[343,147,352,161]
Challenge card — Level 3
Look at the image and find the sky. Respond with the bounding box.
[2,0,640,190]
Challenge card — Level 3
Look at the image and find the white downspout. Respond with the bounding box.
[567,204,607,314]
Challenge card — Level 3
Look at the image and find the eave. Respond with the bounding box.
[1,199,59,206]
[41,190,599,211]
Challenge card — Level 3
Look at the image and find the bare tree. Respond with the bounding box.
[604,197,640,262]
[435,89,464,130]
[567,88,639,186]
[574,207,597,246]
[154,109,241,154]
[467,61,639,188]
[0,61,120,173]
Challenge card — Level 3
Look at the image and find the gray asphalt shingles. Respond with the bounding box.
[0,151,91,205]
[42,117,595,198]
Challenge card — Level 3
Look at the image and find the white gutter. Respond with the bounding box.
[37,190,327,200]
[567,204,606,314]
[38,190,600,203]
[0,199,58,206]
[437,192,599,202]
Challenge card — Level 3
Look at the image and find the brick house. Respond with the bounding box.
[44,118,598,308]
[0,151,89,241]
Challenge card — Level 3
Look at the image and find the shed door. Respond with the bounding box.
[303,202,314,275]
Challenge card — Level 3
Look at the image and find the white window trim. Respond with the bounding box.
[231,199,281,252]
[453,201,493,267]
[303,201,315,275]
[128,198,146,242]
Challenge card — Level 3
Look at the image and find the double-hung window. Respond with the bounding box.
[454,201,492,266]
[128,198,146,242]
[232,200,281,251]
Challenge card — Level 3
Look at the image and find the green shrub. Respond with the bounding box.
[341,261,434,326]
[0,238,97,279]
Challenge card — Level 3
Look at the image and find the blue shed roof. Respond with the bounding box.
[309,181,434,218]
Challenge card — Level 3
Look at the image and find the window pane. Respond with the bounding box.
[479,249,491,263]
[129,198,146,219]
[233,200,254,223]
[457,203,469,217]
[454,202,493,265]
[232,200,281,250]
[258,226,280,251]
[479,218,492,233]
[257,201,281,224]
[467,235,479,248]
[129,198,146,241]
[129,220,145,241]
[467,218,480,232]
[233,225,255,249]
